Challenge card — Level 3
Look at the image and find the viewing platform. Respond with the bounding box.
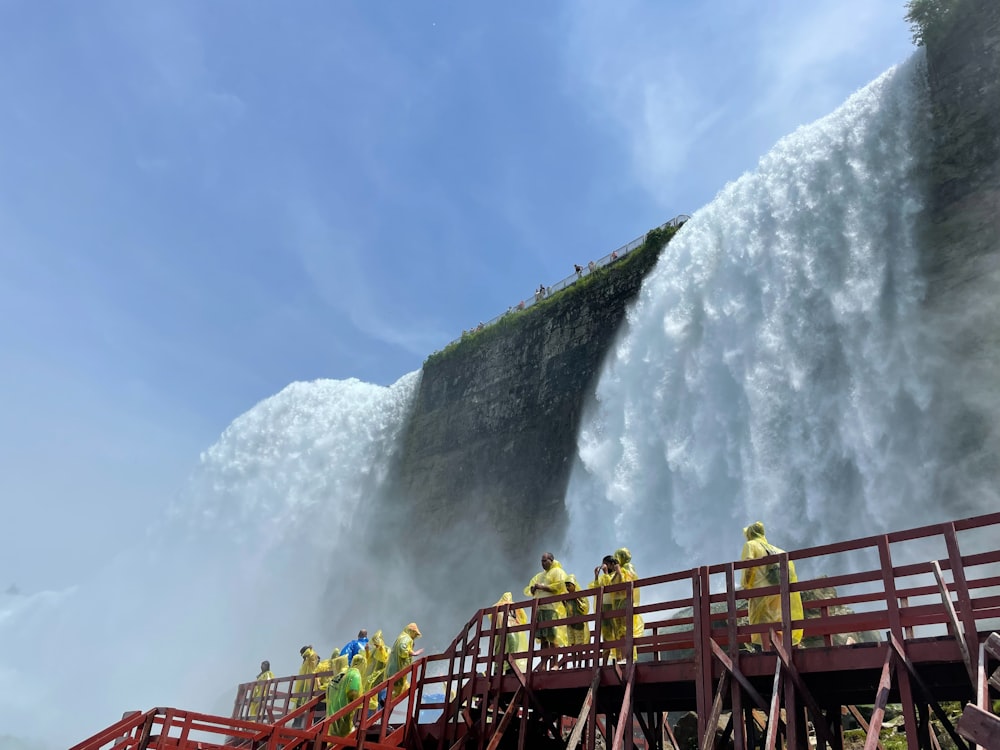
[73,512,1000,750]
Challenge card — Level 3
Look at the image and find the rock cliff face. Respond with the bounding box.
[922,0,1000,289]
[383,228,677,601]
[364,0,998,628]
[919,0,1000,497]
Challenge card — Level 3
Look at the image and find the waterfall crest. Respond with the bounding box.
[563,52,996,577]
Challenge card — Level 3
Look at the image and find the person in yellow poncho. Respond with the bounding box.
[490,592,529,674]
[524,552,568,666]
[292,646,320,707]
[249,660,274,719]
[292,646,320,728]
[563,575,590,667]
[364,630,390,710]
[387,623,424,699]
[315,647,342,691]
[740,521,804,649]
[327,652,366,737]
[591,555,632,662]
[615,548,645,644]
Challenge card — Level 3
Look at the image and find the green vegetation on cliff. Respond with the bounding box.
[905,0,960,46]
[425,223,680,367]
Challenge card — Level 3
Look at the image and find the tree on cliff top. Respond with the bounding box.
[905,0,960,46]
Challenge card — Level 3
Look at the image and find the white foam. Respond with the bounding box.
[564,52,998,580]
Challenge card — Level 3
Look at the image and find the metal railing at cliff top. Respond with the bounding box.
[435,213,690,353]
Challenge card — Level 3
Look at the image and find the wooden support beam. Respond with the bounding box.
[699,672,730,750]
[634,711,657,750]
[709,639,767,710]
[611,661,635,750]
[587,664,599,750]
[825,702,844,750]
[862,646,894,750]
[719,713,734,750]
[986,633,1000,660]
[887,633,970,750]
[987,633,1000,693]
[694,568,714,745]
[485,686,524,750]
[929,720,943,750]
[764,660,783,750]
[506,655,561,739]
[878,536,920,744]
[565,670,601,750]
[664,712,681,750]
[957,704,1000,750]
[931,559,977,688]
[770,631,836,750]
[944,524,982,684]
[847,707,885,750]
[980,641,989,711]
[725,565,746,750]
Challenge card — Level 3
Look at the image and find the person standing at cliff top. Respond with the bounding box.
[740,522,804,651]
[524,552,568,664]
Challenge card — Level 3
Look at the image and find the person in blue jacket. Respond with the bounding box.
[341,629,369,664]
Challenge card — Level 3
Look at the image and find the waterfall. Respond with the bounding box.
[6,46,999,750]
[564,51,998,580]
[0,373,418,747]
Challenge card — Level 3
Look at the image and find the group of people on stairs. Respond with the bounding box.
[251,623,423,736]
[250,521,801,737]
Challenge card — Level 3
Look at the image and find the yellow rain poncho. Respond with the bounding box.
[319,654,349,690]
[315,648,342,691]
[615,548,645,641]
[364,630,390,709]
[292,647,320,707]
[327,653,366,737]
[564,575,591,647]
[249,666,275,718]
[523,558,568,647]
[591,562,629,660]
[388,623,422,698]
[740,522,803,647]
[491,592,529,673]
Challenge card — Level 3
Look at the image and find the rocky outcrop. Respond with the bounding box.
[922,0,999,263]
[380,226,680,615]
[917,0,1000,515]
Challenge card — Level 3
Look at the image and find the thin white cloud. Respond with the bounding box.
[562,1,914,208]
[286,197,449,356]
[750,1,914,128]
[563,2,713,201]
[97,3,247,169]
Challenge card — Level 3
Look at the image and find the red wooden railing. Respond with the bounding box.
[72,511,1000,750]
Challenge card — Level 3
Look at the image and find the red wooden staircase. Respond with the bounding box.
[71,512,1000,750]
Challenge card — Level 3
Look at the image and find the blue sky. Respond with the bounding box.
[0,1,915,592]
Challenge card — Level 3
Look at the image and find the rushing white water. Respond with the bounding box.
[0,373,419,747]
[6,47,1000,750]
[564,53,999,581]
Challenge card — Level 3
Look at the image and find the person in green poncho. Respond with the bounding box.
[327,652,366,737]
